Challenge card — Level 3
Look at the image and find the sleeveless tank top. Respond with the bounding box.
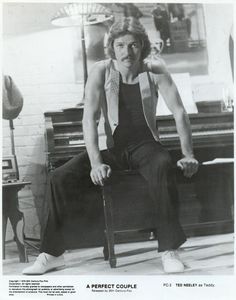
[113,80,155,151]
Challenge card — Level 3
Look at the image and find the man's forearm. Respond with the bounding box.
[83,120,103,167]
[174,111,194,158]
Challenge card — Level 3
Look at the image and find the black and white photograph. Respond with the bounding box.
[1,0,235,299]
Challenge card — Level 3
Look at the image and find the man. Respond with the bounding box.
[152,4,170,49]
[23,17,198,275]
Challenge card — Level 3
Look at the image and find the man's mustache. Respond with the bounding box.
[122,56,133,60]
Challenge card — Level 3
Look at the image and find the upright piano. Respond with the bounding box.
[44,101,234,247]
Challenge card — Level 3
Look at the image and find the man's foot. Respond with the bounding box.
[161,250,185,273]
[22,253,65,275]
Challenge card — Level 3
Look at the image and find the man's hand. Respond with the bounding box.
[177,157,199,178]
[90,163,112,186]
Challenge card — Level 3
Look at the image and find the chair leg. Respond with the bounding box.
[102,188,117,268]
[107,232,116,268]
[103,233,109,261]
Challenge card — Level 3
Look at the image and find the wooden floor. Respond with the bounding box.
[2,233,234,275]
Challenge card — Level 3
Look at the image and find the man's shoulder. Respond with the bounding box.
[144,58,168,75]
[91,60,107,73]
[87,60,108,84]
[89,59,113,77]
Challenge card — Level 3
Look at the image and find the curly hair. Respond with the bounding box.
[106,17,151,60]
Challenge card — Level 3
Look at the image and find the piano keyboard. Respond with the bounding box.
[160,128,234,139]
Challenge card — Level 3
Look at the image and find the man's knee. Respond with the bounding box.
[49,167,67,186]
[49,152,90,185]
[152,150,172,170]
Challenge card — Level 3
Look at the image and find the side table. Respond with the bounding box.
[2,180,31,262]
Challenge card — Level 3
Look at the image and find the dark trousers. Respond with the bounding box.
[40,141,186,256]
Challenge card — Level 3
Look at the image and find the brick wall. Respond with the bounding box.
[3,11,84,239]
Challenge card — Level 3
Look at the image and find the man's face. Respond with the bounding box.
[113,34,142,68]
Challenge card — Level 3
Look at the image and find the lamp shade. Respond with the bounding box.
[51,3,113,27]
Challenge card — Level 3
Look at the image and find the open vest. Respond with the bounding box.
[97,59,160,150]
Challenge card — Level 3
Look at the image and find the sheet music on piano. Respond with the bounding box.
[156,73,198,116]
[202,158,234,165]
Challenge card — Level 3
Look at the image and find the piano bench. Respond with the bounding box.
[101,170,157,268]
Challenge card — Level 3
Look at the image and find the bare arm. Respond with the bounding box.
[158,69,193,158]
[150,60,198,177]
[82,62,111,185]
